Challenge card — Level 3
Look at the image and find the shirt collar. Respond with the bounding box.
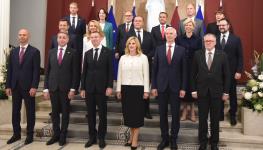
[20,44,28,49]
[166,42,175,47]
[135,28,143,33]
[221,31,229,38]
[93,44,102,50]
[58,45,67,51]
[70,14,78,18]
[206,48,215,54]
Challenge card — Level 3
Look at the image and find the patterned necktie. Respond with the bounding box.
[126,23,130,32]
[58,48,63,65]
[19,47,25,64]
[221,34,226,49]
[72,16,76,30]
[161,25,165,39]
[167,45,172,64]
[207,52,213,70]
[94,48,99,62]
[137,31,141,44]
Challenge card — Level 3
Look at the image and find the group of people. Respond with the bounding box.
[5,2,243,150]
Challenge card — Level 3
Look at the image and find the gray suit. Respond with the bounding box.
[178,18,204,38]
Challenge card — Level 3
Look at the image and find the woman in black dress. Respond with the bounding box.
[116,36,150,149]
[176,18,202,122]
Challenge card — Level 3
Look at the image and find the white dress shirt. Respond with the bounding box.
[220,31,229,44]
[116,54,150,92]
[20,44,29,53]
[82,36,106,60]
[57,45,67,59]
[166,42,175,58]
[70,15,78,28]
[205,48,215,64]
[92,44,102,60]
[134,28,144,42]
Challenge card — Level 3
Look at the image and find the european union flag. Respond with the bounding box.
[196,5,206,33]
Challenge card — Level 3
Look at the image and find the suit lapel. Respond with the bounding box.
[60,48,71,67]
[161,45,169,65]
[97,47,106,63]
[200,50,209,70]
[210,50,220,71]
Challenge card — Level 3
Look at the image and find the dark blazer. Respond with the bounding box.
[127,29,155,62]
[115,23,134,56]
[206,22,220,36]
[6,45,40,90]
[191,49,230,97]
[216,33,243,75]
[64,16,86,53]
[152,44,187,93]
[44,47,78,92]
[151,24,170,48]
[50,34,77,49]
[81,46,113,93]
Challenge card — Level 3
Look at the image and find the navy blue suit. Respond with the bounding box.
[152,44,187,142]
[6,45,40,137]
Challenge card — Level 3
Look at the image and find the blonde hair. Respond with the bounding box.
[85,20,104,39]
[124,36,142,55]
[183,18,196,27]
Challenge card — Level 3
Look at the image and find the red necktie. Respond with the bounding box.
[58,48,63,65]
[161,25,165,39]
[167,45,172,64]
[19,47,25,64]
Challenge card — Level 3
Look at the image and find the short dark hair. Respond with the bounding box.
[57,31,69,38]
[159,12,168,17]
[59,18,70,26]
[219,18,230,24]
[98,8,108,20]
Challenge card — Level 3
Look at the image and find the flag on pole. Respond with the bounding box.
[171,0,180,31]
[107,2,118,79]
[132,0,136,17]
[196,4,206,33]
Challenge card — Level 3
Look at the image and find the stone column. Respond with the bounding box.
[0,0,10,75]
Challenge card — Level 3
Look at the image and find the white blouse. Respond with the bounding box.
[116,54,150,92]
[82,36,106,60]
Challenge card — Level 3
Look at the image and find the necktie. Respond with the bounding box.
[94,48,99,62]
[221,34,226,49]
[207,52,212,70]
[161,25,165,39]
[167,45,172,64]
[137,31,141,44]
[58,48,63,65]
[126,23,130,32]
[72,16,76,30]
[19,47,25,64]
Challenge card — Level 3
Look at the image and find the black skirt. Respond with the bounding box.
[121,85,144,128]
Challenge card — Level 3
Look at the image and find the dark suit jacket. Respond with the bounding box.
[151,24,170,48]
[127,29,155,63]
[115,23,134,56]
[44,47,78,92]
[50,34,77,49]
[6,45,40,90]
[81,46,113,93]
[152,44,187,93]
[64,16,86,53]
[216,33,243,75]
[191,49,230,97]
[206,22,220,36]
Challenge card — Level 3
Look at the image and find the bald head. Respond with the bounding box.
[18,29,30,46]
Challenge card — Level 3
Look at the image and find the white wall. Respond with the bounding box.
[10,0,47,68]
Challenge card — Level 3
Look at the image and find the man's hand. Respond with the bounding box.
[116,92,121,100]
[68,91,75,100]
[143,92,149,99]
[222,94,229,101]
[115,53,120,59]
[80,90,86,98]
[29,88,37,97]
[179,90,186,98]
[235,72,241,80]
[5,88,12,96]
[43,92,50,100]
[192,92,198,99]
[151,89,158,97]
[106,88,113,96]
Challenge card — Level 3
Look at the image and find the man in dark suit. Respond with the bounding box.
[152,27,187,150]
[126,16,155,119]
[206,8,226,36]
[44,32,78,146]
[115,10,134,59]
[216,18,243,126]
[50,19,76,49]
[6,29,40,145]
[192,33,230,150]
[80,31,113,149]
[151,12,170,48]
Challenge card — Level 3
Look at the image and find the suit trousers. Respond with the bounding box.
[198,90,221,146]
[85,92,107,140]
[12,84,35,137]
[221,78,237,118]
[158,87,181,141]
[50,90,70,138]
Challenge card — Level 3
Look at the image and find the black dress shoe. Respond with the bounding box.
[157,140,169,150]
[46,137,59,145]
[24,136,33,145]
[99,139,106,148]
[144,112,153,119]
[7,135,21,144]
[170,142,178,150]
[230,117,237,126]
[211,145,219,150]
[219,115,224,121]
[124,142,132,146]
[85,138,97,148]
[59,137,66,146]
[198,144,207,150]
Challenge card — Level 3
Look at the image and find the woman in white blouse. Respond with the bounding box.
[116,36,149,150]
[82,20,106,61]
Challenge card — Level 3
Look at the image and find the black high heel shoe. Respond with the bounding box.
[131,146,137,150]
[124,142,132,146]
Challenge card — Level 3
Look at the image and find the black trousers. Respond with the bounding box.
[221,78,237,118]
[158,87,181,141]
[12,85,35,137]
[85,92,107,140]
[198,91,221,146]
[50,90,70,138]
